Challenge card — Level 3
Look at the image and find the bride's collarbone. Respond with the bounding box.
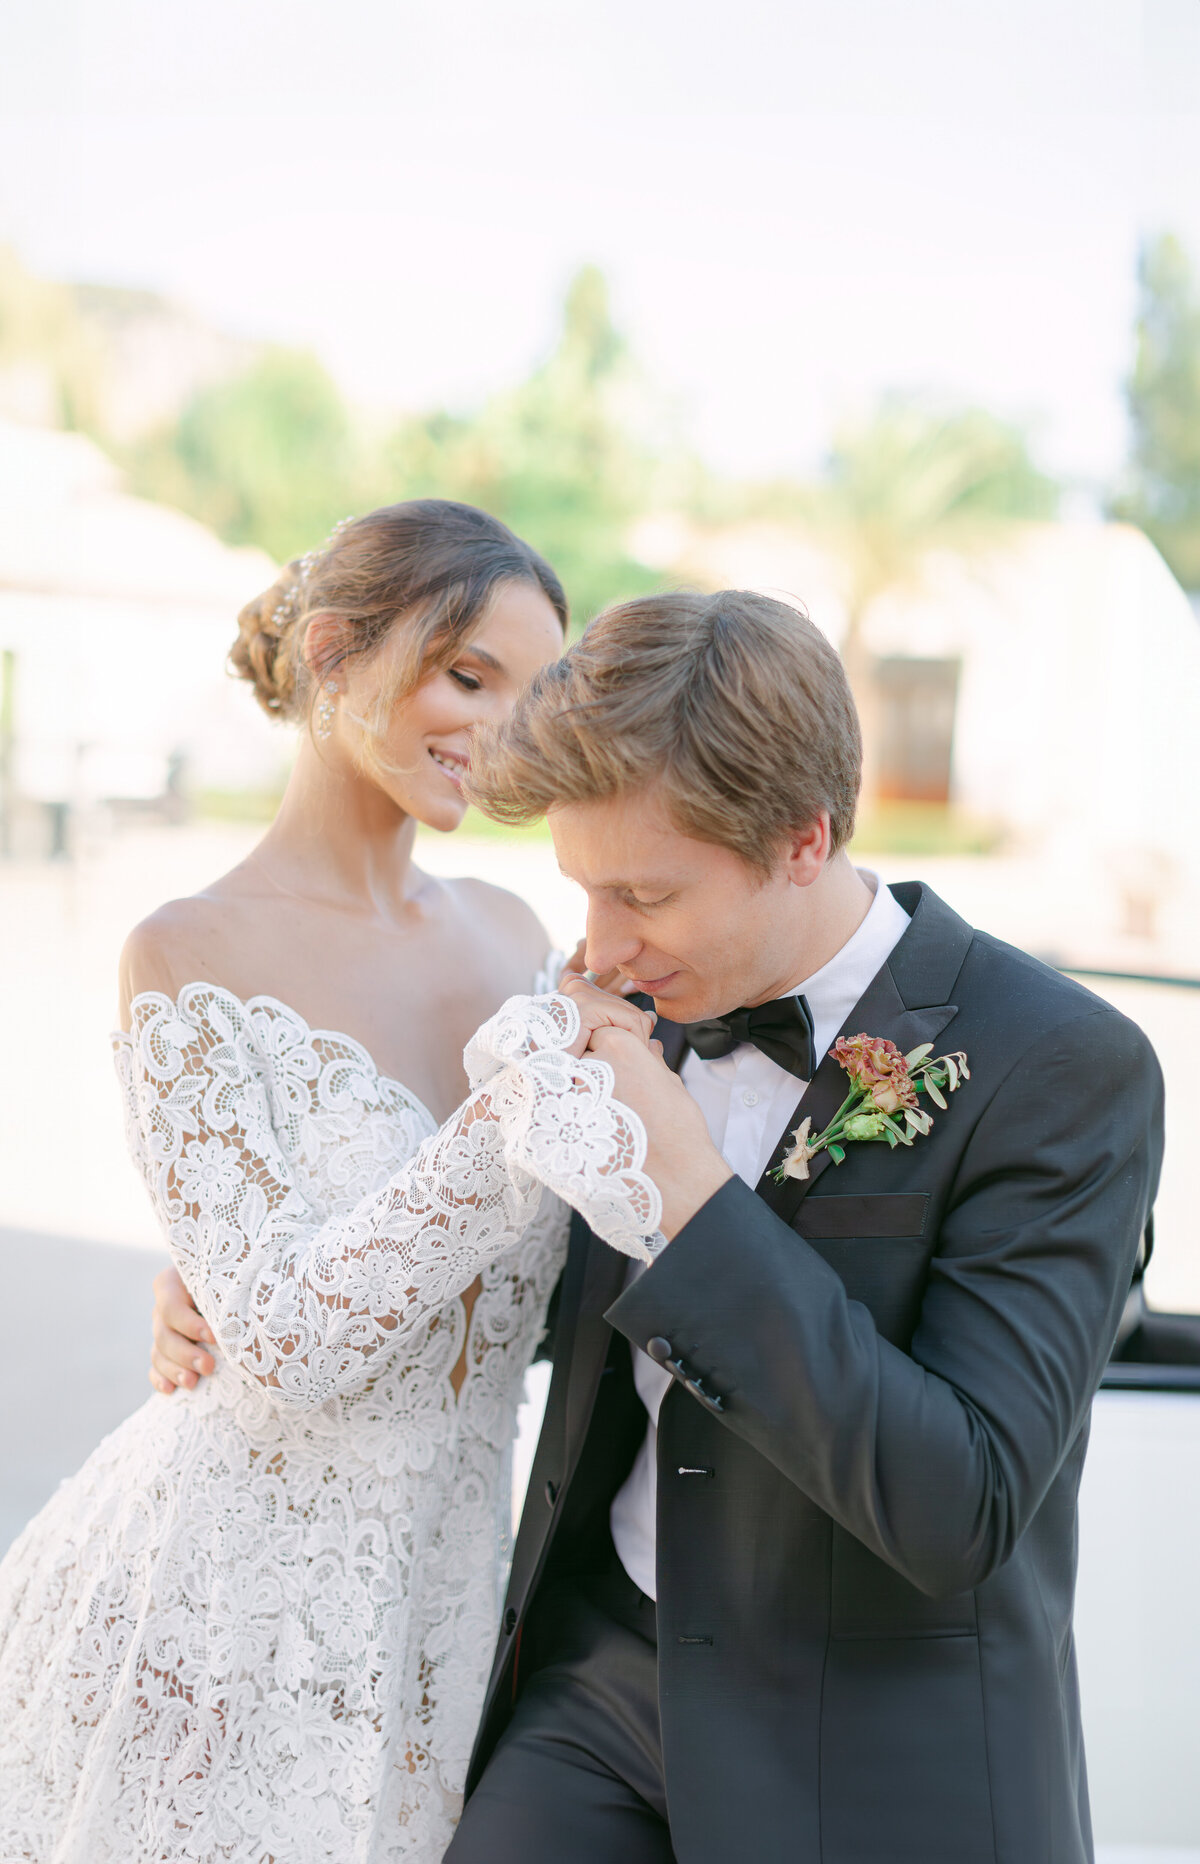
[132,882,542,1116]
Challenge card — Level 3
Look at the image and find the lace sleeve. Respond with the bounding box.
[466,988,665,1259]
[116,986,660,1414]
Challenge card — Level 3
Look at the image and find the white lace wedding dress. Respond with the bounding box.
[0,983,662,1864]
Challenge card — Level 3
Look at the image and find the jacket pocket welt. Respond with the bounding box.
[830,1525,977,1641]
[820,1634,994,1862]
[795,1193,929,1240]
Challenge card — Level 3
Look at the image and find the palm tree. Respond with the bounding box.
[799,399,1058,804]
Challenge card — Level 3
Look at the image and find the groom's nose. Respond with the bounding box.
[583,900,643,979]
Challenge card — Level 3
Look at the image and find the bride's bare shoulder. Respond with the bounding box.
[444,875,549,967]
[118,868,265,1022]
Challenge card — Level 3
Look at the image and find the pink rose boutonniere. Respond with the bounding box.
[773,1034,970,1183]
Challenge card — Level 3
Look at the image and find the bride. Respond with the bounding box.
[0,500,662,1862]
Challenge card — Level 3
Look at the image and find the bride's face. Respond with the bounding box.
[334,581,564,830]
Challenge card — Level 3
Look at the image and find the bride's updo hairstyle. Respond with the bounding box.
[231,499,568,736]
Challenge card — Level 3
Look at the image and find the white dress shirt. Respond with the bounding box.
[609,874,912,1599]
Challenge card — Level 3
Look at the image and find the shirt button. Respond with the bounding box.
[741,1088,760,1107]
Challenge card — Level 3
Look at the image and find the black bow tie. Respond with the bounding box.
[684,993,816,1080]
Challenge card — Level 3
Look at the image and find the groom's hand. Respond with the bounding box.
[586,1026,732,1239]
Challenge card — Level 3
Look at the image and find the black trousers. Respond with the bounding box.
[447,1558,675,1863]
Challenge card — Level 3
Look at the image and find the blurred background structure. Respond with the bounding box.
[1,3,1198,1857]
[3,236,1198,956]
[0,417,277,854]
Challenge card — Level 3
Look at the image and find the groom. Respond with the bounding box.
[446,589,1163,1864]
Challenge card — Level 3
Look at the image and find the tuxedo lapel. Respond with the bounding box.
[652,1013,690,1074]
[755,882,973,1227]
[756,970,959,1225]
[560,1217,630,1462]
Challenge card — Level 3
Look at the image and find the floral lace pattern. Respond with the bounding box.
[0,983,661,1861]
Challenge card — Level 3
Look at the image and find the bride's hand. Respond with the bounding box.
[149,1264,216,1396]
[557,972,657,1059]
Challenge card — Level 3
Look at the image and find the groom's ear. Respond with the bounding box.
[781,813,832,889]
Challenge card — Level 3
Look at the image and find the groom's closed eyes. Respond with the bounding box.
[623,891,678,911]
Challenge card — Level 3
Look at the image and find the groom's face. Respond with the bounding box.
[550,788,809,1022]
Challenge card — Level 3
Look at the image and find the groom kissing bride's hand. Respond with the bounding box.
[137,575,1161,1864]
[562,990,732,1240]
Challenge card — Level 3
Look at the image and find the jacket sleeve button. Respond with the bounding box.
[503,1608,518,1635]
[646,1336,673,1363]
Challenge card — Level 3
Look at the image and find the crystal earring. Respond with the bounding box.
[315,681,338,741]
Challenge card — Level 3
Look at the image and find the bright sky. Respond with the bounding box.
[1,0,1198,485]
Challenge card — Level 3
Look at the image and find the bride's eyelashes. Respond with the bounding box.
[448,668,483,693]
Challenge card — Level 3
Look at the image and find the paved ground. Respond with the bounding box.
[0,1226,165,1555]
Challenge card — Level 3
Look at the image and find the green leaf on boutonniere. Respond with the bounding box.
[771,1037,971,1184]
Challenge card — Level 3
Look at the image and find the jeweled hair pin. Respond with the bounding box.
[272,516,358,632]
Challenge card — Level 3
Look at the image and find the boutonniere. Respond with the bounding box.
[773,1034,970,1182]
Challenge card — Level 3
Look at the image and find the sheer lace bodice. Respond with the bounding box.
[0,983,662,1863]
[115,984,659,1413]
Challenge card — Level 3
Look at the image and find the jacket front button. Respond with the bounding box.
[503,1608,518,1635]
[544,1479,559,1507]
[646,1336,673,1364]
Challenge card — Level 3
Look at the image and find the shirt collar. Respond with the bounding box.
[784,872,912,1062]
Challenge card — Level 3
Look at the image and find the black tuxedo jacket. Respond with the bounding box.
[466,883,1164,1864]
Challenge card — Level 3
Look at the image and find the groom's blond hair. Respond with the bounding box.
[467,589,862,871]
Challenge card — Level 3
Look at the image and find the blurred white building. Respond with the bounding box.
[0,419,281,851]
[637,516,1200,971]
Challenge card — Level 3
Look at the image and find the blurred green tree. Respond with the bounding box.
[124,266,661,624]
[384,266,657,626]
[1111,234,1200,592]
[126,349,361,563]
